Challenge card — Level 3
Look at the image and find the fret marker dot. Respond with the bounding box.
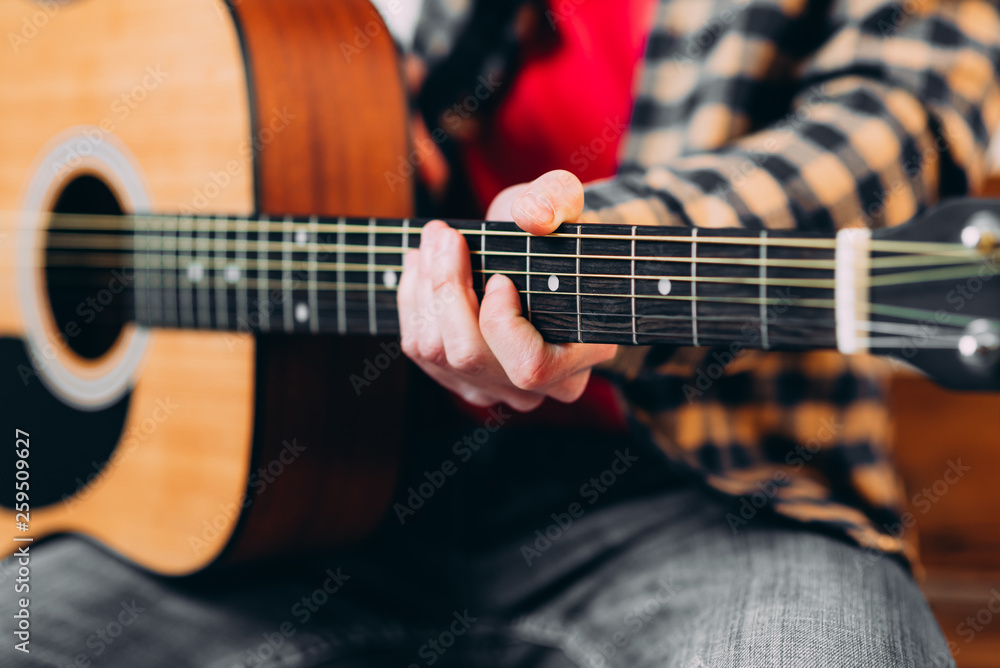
[657,278,672,295]
[383,269,398,288]
[547,274,560,292]
[224,265,241,284]
[295,229,308,246]
[294,302,309,324]
[187,262,204,284]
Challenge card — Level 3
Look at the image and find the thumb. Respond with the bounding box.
[510,170,584,235]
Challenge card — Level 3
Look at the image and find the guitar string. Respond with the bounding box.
[35,225,982,261]
[40,271,977,326]
[28,230,868,265]
[40,263,975,345]
[35,238,987,272]
[0,211,921,249]
[41,254,838,289]
[47,276,840,307]
[54,299,959,348]
[82,301,962,349]
[34,249,998,291]
[25,234,996,274]
[30,252,983,276]
[529,328,965,349]
[0,211,982,255]
[40,264,987,309]
[29,239,979,270]
[449,307,968,340]
[41,274,986,334]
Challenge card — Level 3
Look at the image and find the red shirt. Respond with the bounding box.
[456,0,656,430]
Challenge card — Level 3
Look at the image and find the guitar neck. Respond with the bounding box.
[46,213,848,350]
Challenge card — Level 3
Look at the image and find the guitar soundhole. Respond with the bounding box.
[44,174,128,360]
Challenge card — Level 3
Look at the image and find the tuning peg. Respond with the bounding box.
[961,211,1000,252]
[958,319,1000,367]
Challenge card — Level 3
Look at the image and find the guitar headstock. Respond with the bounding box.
[871,199,1000,391]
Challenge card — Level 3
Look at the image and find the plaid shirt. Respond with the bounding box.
[415,0,1000,569]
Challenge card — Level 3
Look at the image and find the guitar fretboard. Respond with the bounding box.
[45,214,842,349]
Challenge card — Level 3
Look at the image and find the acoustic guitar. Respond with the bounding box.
[2,0,998,575]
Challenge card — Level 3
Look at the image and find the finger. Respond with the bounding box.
[510,169,584,235]
[503,391,546,413]
[486,183,530,221]
[427,223,493,375]
[412,352,543,411]
[414,360,501,408]
[544,368,593,404]
[414,222,448,366]
[479,274,617,391]
[397,249,421,359]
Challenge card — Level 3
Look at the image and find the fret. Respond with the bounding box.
[288,217,311,332]
[368,218,402,334]
[678,229,761,345]
[220,216,241,331]
[576,233,582,343]
[214,216,228,330]
[179,216,194,328]
[399,218,412,323]
[282,215,294,332]
[161,216,178,327]
[368,217,377,336]
[480,222,529,303]
[196,216,212,328]
[690,228,699,347]
[257,214,270,332]
[132,216,148,326]
[480,221,487,292]
[148,216,163,326]
[757,229,836,348]
[630,226,637,345]
[236,216,248,331]
[307,215,319,333]
[337,216,346,335]
[525,234,532,321]
[759,230,769,350]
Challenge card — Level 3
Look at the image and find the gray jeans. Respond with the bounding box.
[1,425,954,668]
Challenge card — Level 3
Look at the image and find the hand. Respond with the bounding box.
[397,170,618,411]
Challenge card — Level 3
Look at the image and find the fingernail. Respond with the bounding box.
[512,192,554,227]
[485,274,504,295]
[421,226,438,254]
[437,227,454,254]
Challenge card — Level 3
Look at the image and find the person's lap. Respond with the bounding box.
[0,426,954,667]
[506,490,955,668]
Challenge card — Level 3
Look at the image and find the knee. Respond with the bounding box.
[730,531,955,668]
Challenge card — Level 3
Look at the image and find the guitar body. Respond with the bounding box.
[0,0,412,574]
